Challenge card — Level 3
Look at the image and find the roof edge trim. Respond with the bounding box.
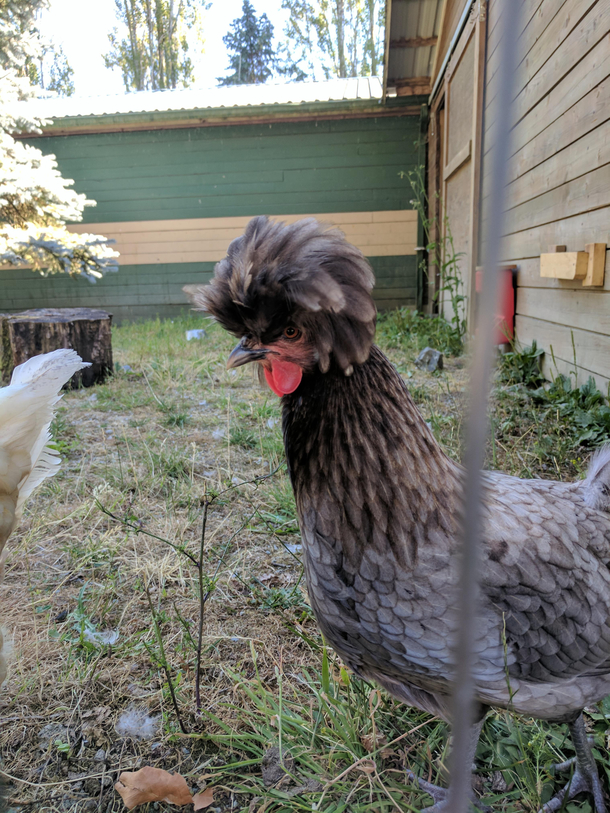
[16,99,421,138]
[429,0,475,102]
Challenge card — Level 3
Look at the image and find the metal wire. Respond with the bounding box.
[448,2,523,811]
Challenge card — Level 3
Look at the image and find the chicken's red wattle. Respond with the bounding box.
[264,360,302,396]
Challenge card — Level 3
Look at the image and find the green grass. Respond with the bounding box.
[377,306,465,356]
[3,314,610,813]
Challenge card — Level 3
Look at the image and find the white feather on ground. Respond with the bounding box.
[0,349,90,684]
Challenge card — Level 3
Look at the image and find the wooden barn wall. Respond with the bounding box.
[483,0,610,389]
[0,116,421,322]
[433,0,470,86]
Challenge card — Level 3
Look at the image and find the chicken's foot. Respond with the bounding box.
[405,770,491,813]
[406,719,491,813]
[539,714,606,813]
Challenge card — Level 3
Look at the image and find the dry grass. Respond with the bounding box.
[0,314,606,813]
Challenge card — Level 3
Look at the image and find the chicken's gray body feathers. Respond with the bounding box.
[284,346,610,724]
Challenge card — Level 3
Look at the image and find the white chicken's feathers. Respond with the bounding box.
[0,349,90,544]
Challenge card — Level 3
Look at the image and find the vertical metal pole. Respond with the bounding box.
[448,2,522,812]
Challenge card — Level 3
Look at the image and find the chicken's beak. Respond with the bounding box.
[227,340,268,369]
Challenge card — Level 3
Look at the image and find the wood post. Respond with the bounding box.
[0,308,113,388]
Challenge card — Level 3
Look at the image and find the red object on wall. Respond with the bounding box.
[475,266,516,344]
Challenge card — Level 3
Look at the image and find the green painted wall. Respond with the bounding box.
[1,114,421,321]
[1,256,416,323]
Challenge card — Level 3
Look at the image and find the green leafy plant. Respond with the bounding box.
[401,162,467,353]
[377,306,465,356]
[499,340,546,387]
[531,374,610,447]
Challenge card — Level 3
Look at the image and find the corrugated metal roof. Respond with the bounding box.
[23,77,383,120]
[386,0,444,94]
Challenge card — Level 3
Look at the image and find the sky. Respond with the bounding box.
[39,0,290,97]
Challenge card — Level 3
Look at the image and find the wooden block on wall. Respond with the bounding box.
[540,252,588,280]
[583,243,607,287]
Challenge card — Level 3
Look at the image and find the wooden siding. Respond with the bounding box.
[428,2,486,327]
[68,210,417,266]
[0,255,416,324]
[492,0,610,388]
[32,117,420,223]
[0,115,423,320]
[432,0,610,388]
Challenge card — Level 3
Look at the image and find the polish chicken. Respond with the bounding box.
[0,349,89,684]
[188,217,610,812]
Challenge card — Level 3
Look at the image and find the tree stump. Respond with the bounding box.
[0,308,113,388]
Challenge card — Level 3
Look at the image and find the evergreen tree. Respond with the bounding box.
[0,0,118,279]
[104,0,206,92]
[282,0,384,81]
[218,0,276,86]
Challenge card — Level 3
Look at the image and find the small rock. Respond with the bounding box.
[266,418,279,429]
[286,777,324,797]
[414,347,444,373]
[212,428,225,440]
[67,771,84,790]
[186,329,207,341]
[261,746,294,787]
[93,748,106,762]
[38,723,68,751]
[88,393,98,402]
[126,683,148,698]
[491,771,508,792]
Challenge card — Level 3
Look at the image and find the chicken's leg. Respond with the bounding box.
[539,714,606,813]
[406,718,491,812]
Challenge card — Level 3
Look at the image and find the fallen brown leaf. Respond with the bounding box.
[193,787,215,809]
[115,766,193,809]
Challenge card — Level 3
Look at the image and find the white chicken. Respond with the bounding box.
[0,349,90,684]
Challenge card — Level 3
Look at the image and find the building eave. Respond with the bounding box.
[17,97,422,138]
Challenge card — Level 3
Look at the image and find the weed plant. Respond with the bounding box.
[402,162,468,351]
[494,342,610,477]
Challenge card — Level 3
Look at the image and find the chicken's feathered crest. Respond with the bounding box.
[187,216,377,373]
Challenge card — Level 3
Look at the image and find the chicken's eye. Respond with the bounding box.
[283,327,301,340]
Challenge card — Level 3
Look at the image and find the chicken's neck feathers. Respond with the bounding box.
[282,345,460,567]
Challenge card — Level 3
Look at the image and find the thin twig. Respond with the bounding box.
[0,767,136,788]
[195,493,209,713]
[144,580,189,735]
[96,501,198,565]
